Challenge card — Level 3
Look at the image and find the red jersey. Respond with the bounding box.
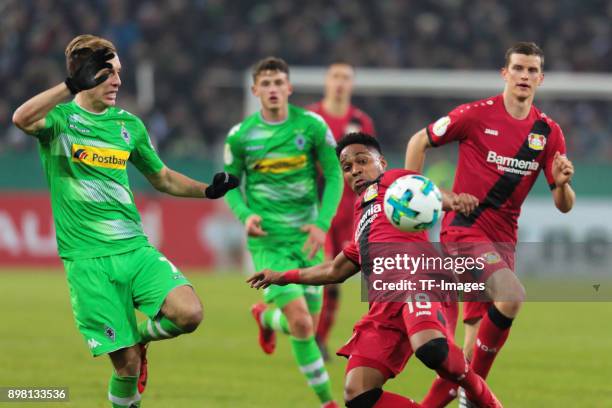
[342,169,438,329]
[307,102,376,141]
[427,94,566,243]
[308,102,376,255]
[342,169,428,265]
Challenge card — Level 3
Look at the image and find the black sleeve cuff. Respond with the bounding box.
[426,127,438,147]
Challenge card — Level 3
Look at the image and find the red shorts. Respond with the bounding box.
[337,301,449,379]
[441,227,515,323]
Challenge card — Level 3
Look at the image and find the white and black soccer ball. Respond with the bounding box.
[384,174,442,232]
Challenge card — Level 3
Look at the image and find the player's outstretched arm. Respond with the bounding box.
[551,152,575,213]
[247,252,359,289]
[12,83,72,135]
[13,49,114,135]
[145,168,239,199]
[441,190,479,215]
[405,128,431,172]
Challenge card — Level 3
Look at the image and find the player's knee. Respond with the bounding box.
[344,387,383,407]
[495,299,522,318]
[415,338,449,370]
[176,302,204,333]
[110,348,141,377]
[289,314,313,338]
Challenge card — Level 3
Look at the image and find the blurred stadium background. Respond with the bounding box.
[1,1,611,407]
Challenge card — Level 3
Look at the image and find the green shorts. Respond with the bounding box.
[63,245,191,357]
[250,242,324,313]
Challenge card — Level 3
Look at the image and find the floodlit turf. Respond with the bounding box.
[1,270,610,407]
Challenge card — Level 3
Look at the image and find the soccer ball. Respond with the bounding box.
[384,174,442,232]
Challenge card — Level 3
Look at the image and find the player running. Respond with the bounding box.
[224,57,343,408]
[405,42,575,407]
[248,133,501,408]
[307,62,376,359]
[12,34,238,408]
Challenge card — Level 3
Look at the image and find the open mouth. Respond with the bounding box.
[517,83,530,90]
[354,179,366,190]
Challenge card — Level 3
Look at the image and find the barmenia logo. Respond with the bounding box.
[486,151,539,175]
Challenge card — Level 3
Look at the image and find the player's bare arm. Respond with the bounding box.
[247,252,359,289]
[551,151,576,213]
[13,49,113,134]
[405,128,431,172]
[442,191,479,216]
[145,168,239,199]
[406,130,478,215]
[12,84,72,134]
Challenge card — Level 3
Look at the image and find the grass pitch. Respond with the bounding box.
[0,270,610,407]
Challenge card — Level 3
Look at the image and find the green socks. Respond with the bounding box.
[138,316,184,343]
[262,308,290,334]
[290,336,333,404]
[108,373,140,407]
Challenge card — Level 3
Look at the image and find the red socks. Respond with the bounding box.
[420,376,457,408]
[375,391,422,407]
[471,305,513,379]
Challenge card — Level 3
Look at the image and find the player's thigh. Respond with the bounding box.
[64,256,139,356]
[338,320,409,380]
[344,365,387,401]
[130,246,193,319]
[251,244,305,308]
[300,247,325,314]
[160,285,202,323]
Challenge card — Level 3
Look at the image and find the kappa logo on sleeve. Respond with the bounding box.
[71,144,130,170]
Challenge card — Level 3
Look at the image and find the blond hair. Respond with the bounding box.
[65,34,116,76]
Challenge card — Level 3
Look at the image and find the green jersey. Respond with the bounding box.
[33,100,164,260]
[224,104,343,245]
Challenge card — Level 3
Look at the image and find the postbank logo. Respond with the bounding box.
[71,144,130,170]
[527,133,546,151]
[252,155,307,174]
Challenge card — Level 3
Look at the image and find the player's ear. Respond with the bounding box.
[500,66,508,82]
[287,81,293,96]
[537,72,544,87]
[379,155,387,171]
[251,83,258,97]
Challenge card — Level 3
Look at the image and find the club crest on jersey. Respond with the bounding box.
[295,134,306,150]
[104,325,116,342]
[482,251,501,264]
[363,183,378,203]
[121,125,131,144]
[527,133,546,151]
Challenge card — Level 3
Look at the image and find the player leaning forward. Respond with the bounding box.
[224,57,343,407]
[406,42,575,407]
[248,133,501,408]
[12,35,238,408]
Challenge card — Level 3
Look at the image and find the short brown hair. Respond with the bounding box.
[252,57,289,82]
[65,34,116,77]
[505,42,544,70]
